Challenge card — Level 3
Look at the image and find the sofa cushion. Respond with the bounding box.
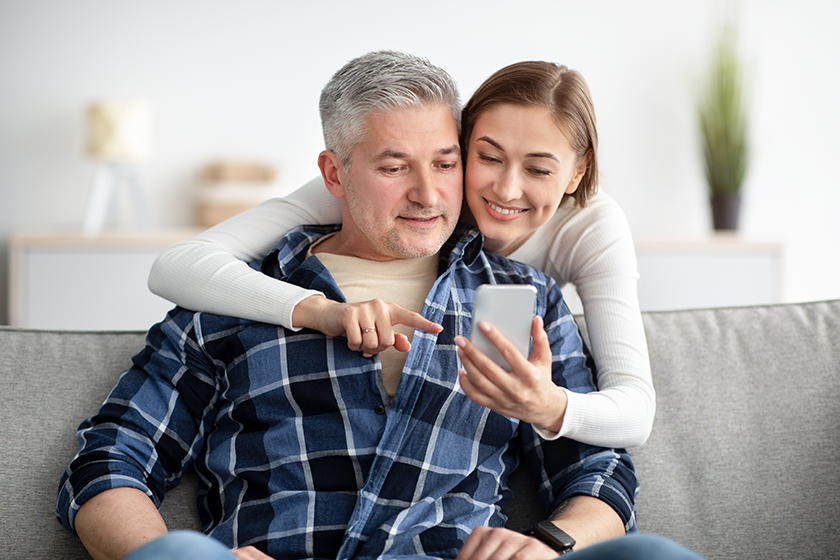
[0,328,201,560]
[2,299,839,560]
[631,300,840,559]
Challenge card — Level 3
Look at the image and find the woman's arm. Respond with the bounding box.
[148,177,340,329]
[148,176,443,353]
[511,192,655,448]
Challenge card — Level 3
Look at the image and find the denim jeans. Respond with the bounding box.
[124,531,706,560]
[124,531,236,560]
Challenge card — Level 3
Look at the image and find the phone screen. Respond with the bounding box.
[470,284,537,371]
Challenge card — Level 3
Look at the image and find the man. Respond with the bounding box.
[57,51,637,560]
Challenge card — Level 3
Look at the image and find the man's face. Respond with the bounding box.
[331,105,463,261]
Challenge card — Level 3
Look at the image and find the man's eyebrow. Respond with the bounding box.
[374,149,408,161]
[438,144,461,156]
[476,136,559,162]
[373,145,461,162]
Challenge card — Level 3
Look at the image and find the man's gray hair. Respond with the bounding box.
[319,51,461,166]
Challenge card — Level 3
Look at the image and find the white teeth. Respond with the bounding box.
[487,200,525,215]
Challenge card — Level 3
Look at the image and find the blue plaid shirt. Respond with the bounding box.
[58,225,637,560]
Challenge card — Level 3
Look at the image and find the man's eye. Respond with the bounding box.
[437,162,458,170]
[382,166,402,174]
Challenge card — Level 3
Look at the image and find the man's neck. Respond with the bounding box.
[310,231,394,261]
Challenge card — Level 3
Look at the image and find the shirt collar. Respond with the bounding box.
[256,223,485,282]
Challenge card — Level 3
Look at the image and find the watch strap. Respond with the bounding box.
[529,520,576,554]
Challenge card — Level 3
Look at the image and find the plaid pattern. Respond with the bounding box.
[58,225,637,560]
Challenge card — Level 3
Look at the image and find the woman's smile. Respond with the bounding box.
[466,103,586,255]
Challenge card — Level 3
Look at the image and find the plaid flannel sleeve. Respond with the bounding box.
[57,307,221,537]
[519,285,639,531]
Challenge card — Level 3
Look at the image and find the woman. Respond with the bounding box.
[148,61,654,448]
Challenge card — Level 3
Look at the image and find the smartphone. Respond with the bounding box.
[470,284,537,371]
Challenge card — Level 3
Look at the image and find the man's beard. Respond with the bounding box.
[344,177,458,260]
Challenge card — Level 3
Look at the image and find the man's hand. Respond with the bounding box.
[231,546,275,559]
[455,315,567,434]
[456,526,558,560]
[292,295,443,357]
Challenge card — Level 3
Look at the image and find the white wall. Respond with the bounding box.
[1,0,838,324]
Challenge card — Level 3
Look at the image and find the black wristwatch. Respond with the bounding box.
[529,520,576,555]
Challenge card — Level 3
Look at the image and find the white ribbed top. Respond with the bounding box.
[149,177,654,448]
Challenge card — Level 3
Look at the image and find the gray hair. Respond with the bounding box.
[319,51,461,166]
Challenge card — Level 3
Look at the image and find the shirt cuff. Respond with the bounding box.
[532,388,572,441]
[285,290,327,332]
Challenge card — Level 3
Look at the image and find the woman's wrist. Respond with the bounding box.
[533,385,568,437]
[291,294,329,331]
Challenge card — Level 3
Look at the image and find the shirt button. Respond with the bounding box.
[375,405,386,415]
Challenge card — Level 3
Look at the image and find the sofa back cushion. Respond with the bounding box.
[0,328,201,560]
[2,299,839,560]
[631,300,840,559]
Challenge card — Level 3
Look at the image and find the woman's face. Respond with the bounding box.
[464,103,587,255]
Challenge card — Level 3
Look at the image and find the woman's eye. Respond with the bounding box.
[478,154,501,164]
[528,167,552,176]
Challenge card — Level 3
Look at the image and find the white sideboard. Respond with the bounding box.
[9,230,201,330]
[9,230,783,330]
[634,235,782,311]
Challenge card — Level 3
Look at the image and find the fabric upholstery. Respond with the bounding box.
[2,299,839,560]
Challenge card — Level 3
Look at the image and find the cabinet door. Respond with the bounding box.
[10,232,198,330]
[20,248,175,330]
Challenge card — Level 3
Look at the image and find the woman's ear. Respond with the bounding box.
[565,149,593,194]
[318,150,347,199]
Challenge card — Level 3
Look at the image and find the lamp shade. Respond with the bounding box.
[86,100,151,162]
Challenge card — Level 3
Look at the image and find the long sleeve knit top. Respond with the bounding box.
[148,177,654,447]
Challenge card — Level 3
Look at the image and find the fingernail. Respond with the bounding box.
[454,336,466,348]
[479,321,491,333]
[363,353,373,358]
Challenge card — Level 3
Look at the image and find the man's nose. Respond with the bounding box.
[408,167,440,208]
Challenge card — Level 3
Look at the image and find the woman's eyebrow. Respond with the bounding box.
[526,151,560,162]
[477,136,559,162]
[476,136,504,152]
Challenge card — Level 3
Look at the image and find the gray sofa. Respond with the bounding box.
[2,300,839,560]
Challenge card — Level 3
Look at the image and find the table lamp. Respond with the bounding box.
[82,100,154,235]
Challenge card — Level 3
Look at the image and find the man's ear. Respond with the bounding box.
[318,150,347,199]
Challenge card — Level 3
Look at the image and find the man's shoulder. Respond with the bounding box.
[482,251,555,285]
[446,225,555,286]
[250,224,341,278]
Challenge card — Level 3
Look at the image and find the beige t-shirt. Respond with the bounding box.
[310,241,438,399]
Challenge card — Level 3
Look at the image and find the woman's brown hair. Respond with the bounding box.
[461,61,599,207]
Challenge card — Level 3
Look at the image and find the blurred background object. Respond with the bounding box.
[195,160,278,227]
[1,1,838,326]
[82,100,153,235]
[697,22,749,231]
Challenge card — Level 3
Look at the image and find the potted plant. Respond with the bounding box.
[698,24,749,230]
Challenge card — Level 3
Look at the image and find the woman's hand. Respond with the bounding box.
[292,295,443,357]
[455,315,567,433]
